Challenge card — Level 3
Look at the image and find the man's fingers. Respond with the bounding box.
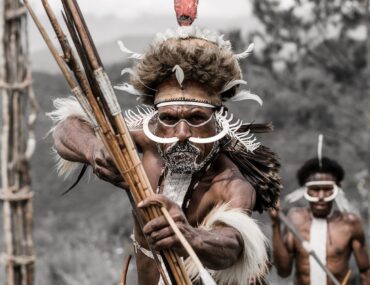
[138,194,176,210]
[116,181,129,191]
[143,216,168,235]
[94,148,119,172]
[143,213,186,234]
[152,227,174,241]
[94,166,123,183]
[147,226,174,245]
[94,150,105,166]
[152,235,178,251]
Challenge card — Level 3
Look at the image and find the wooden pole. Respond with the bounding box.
[0,1,37,284]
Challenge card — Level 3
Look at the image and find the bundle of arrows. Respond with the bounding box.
[24,0,216,284]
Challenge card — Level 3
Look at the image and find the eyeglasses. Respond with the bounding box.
[157,112,214,128]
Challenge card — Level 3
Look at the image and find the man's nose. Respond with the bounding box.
[175,121,192,141]
[318,190,325,199]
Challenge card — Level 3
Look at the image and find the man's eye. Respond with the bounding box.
[187,115,207,125]
[159,115,178,124]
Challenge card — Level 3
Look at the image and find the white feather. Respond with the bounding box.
[230,90,263,106]
[47,97,94,178]
[114,83,145,96]
[221,80,247,93]
[335,188,355,213]
[117,40,144,59]
[124,106,155,130]
[172,65,185,87]
[216,109,260,152]
[235,43,255,60]
[120,67,134,76]
[285,188,306,203]
[318,134,323,168]
[119,70,158,93]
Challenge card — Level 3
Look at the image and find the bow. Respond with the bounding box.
[24,0,215,284]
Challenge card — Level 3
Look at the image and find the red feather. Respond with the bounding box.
[174,0,199,26]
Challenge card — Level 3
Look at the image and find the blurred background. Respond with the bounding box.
[0,0,368,284]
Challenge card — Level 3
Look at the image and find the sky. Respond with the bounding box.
[28,0,252,19]
[28,0,257,55]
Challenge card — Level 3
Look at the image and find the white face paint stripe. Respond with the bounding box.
[143,112,179,144]
[304,184,339,202]
[143,110,228,144]
[305,181,336,187]
[156,101,216,108]
[188,113,229,143]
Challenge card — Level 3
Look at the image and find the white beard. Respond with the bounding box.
[158,140,219,174]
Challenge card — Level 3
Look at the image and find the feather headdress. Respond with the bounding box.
[113,0,281,212]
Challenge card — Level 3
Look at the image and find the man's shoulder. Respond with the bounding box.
[209,154,255,207]
[211,154,253,190]
[336,211,366,240]
[339,211,362,227]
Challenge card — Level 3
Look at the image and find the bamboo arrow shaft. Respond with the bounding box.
[25,1,199,284]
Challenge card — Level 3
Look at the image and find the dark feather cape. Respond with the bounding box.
[223,123,281,213]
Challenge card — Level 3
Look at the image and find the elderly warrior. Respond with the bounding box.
[270,156,370,285]
[48,4,281,285]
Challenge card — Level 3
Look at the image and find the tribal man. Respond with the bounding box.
[270,157,370,285]
[47,3,281,285]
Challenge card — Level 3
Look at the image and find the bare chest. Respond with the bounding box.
[295,219,353,259]
[141,150,218,226]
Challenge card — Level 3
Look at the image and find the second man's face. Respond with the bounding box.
[306,172,337,218]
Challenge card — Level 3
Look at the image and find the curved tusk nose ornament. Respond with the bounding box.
[143,112,179,144]
[189,113,229,144]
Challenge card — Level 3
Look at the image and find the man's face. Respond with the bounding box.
[306,173,336,218]
[155,105,217,173]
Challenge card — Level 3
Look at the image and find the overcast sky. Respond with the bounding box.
[28,0,252,19]
[28,0,258,55]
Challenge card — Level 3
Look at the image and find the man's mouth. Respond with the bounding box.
[313,202,329,210]
[170,151,195,160]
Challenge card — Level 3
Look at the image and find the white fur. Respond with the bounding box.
[185,203,268,285]
[154,26,232,50]
[47,97,94,178]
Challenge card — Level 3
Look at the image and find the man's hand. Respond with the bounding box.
[138,194,197,256]
[269,199,281,225]
[87,140,127,188]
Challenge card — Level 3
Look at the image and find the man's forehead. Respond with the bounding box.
[306,172,336,182]
[158,105,213,114]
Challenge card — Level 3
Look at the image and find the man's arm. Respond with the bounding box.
[139,177,264,271]
[350,214,370,285]
[138,194,244,270]
[53,116,96,163]
[270,208,295,277]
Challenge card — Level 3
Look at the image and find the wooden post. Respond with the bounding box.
[0,0,38,284]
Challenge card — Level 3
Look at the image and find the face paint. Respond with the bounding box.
[143,109,228,144]
[158,140,219,174]
[303,181,339,202]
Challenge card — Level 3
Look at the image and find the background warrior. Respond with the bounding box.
[270,155,370,285]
